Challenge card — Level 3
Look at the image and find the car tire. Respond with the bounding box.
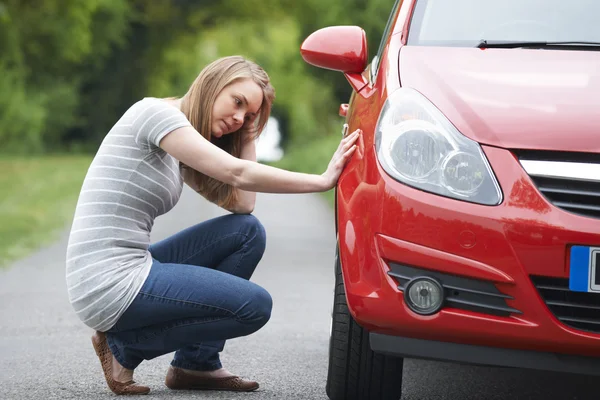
[326,247,404,400]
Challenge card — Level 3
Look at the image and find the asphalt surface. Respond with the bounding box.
[0,188,597,399]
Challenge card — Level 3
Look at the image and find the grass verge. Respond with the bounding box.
[0,155,92,267]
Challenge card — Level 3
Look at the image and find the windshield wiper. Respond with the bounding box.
[477,40,600,50]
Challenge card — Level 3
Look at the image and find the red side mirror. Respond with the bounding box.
[301,26,369,92]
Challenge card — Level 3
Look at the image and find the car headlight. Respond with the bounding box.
[375,88,502,205]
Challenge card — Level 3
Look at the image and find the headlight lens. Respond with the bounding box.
[375,88,502,205]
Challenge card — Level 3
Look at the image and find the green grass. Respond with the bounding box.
[271,134,341,207]
[0,155,92,267]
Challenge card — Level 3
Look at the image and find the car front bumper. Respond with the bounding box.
[336,144,600,361]
[370,332,600,376]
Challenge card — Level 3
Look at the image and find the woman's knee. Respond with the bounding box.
[252,285,272,327]
[238,214,266,254]
[256,285,273,322]
[238,284,272,330]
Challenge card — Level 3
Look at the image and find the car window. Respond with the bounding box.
[408,0,600,46]
[371,0,402,82]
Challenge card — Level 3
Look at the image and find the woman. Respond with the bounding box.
[66,55,360,395]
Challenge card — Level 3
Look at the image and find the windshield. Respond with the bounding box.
[408,0,600,47]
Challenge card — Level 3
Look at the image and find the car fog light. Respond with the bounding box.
[404,277,444,315]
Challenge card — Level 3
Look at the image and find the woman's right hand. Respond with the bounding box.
[321,128,361,190]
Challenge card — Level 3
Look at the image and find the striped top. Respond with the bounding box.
[66,98,192,332]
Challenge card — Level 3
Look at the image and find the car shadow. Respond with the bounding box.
[403,359,595,400]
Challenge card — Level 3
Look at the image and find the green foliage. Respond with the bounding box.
[0,0,131,152]
[0,64,45,152]
[0,0,395,153]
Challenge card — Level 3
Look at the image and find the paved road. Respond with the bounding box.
[0,188,596,399]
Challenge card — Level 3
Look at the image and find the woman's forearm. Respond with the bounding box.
[234,159,329,193]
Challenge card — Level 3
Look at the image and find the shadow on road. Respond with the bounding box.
[404,359,595,399]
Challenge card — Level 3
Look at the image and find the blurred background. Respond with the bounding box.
[0,0,394,267]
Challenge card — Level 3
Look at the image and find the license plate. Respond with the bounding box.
[569,246,600,293]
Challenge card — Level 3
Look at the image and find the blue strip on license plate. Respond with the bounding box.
[569,246,600,293]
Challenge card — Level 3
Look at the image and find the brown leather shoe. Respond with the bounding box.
[165,366,259,392]
[91,331,150,395]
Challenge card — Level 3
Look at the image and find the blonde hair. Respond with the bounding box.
[179,56,275,208]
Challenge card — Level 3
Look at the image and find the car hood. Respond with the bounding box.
[399,47,600,153]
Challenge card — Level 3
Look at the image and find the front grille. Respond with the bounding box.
[531,275,600,334]
[387,263,520,317]
[517,150,600,219]
[528,176,600,219]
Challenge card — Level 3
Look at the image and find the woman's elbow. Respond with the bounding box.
[235,199,255,214]
[238,206,255,215]
[227,203,254,214]
[223,192,255,214]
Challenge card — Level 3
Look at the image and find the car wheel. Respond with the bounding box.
[326,246,404,400]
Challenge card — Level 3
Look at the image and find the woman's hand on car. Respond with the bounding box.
[322,128,361,190]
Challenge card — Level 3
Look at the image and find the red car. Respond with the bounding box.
[301,0,600,399]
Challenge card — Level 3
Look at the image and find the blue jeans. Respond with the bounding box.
[105,214,272,371]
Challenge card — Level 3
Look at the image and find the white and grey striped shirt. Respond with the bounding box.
[66,98,192,332]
